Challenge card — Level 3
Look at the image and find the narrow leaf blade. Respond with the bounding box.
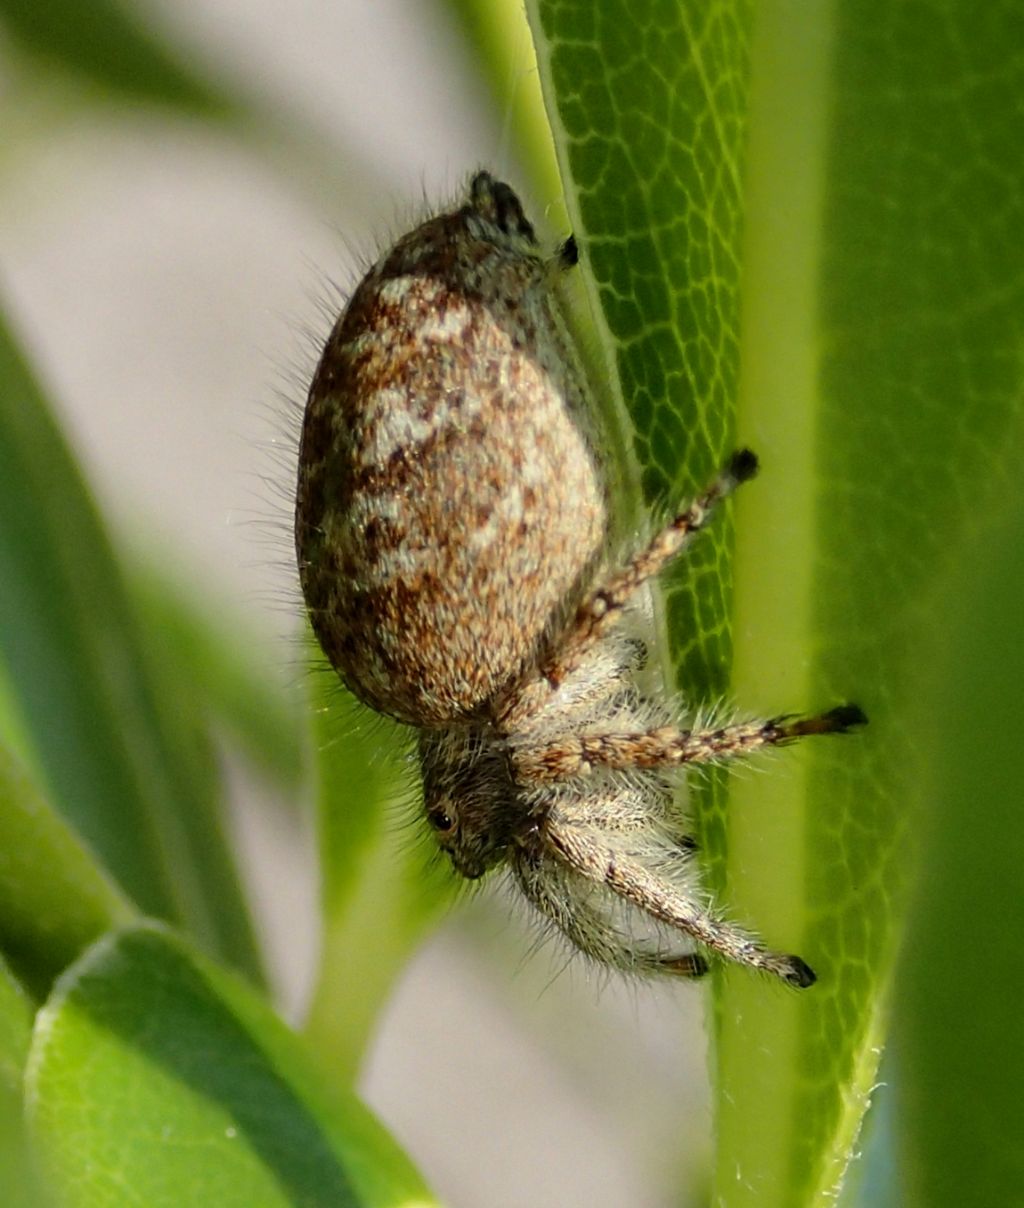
[893,484,1024,1202]
[126,561,305,792]
[0,302,261,979]
[0,739,134,993]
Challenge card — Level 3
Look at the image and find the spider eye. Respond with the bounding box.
[427,806,455,834]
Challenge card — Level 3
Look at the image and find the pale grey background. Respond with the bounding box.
[1,3,712,1203]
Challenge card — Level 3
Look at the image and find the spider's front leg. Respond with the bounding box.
[510,844,710,979]
[541,812,816,987]
[514,705,868,782]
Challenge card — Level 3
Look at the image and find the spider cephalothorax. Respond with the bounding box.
[296,171,866,987]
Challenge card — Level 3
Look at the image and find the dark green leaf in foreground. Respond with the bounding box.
[0,303,260,979]
[26,924,437,1208]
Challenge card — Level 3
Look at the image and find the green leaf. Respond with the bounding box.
[528,0,1024,1203]
[302,667,453,1082]
[0,739,134,994]
[892,498,1024,1206]
[0,301,261,980]
[26,923,438,1207]
[0,649,38,780]
[0,0,233,116]
[0,955,52,1208]
[0,952,32,1092]
[723,3,1024,1201]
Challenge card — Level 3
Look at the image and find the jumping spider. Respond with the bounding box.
[296,171,865,988]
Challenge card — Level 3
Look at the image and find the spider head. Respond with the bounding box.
[419,726,517,880]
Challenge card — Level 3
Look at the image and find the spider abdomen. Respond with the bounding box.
[296,181,606,727]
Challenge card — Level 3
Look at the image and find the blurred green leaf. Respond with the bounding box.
[302,666,453,1082]
[0,0,232,116]
[0,739,134,994]
[528,0,1024,1203]
[0,302,261,981]
[0,652,37,778]
[25,923,438,1207]
[893,498,1024,1206]
[127,561,305,792]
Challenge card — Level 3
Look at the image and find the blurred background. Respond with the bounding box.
[1,2,713,1204]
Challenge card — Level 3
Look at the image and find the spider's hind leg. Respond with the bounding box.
[499,450,758,731]
[553,449,756,677]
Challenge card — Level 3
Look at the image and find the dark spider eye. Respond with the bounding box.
[427,807,454,834]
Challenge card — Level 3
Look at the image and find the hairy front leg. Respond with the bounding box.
[514,705,868,782]
[544,815,817,987]
[510,847,709,979]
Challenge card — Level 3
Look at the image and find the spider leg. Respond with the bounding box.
[514,705,867,782]
[498,450,758,730]
[510,848,709,978]
[544,816,816,987]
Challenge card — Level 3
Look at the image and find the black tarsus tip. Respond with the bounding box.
[780,702,869,740]
[825,703,869,732]
[560,234,579,267]
[728,447,760,485]
[783,955,817,989]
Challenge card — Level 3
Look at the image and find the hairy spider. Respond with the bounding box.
[295,170,865,988]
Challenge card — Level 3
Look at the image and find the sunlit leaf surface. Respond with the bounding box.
[528,0,1024,1202]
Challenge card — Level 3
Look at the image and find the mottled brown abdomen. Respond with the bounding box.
[295,183,606,726]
